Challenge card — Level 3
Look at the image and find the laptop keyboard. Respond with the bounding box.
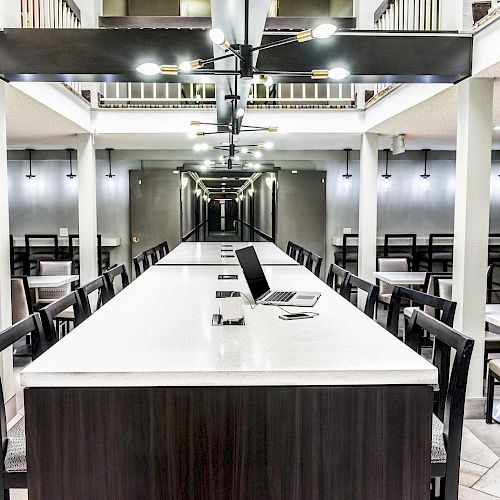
[266,291,296,302]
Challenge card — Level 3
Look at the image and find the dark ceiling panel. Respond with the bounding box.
[0,28,471,84]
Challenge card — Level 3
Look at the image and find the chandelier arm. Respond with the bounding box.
[239,125,271,131]
[226,45,245,62]
[255,70,312,76]
[250,36,297,53]
[200,53,235,66]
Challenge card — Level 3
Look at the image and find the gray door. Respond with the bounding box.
[130,169,181,263]
[276,170,326,276]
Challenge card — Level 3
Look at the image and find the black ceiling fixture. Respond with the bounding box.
[66,148,76,179]
[26,149,35,179]
[106,148,115,178]
[382,149,392,180]
[420,149,430,179]
[342,148,352,180]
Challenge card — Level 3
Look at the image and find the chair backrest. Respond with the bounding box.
[407,310,473,494]
[154,244,164,260]
[326,263,350,295]
[343,274,379,319]
[435,277,453,301]
[133,252,149,278]
[383,233,417,258]
[341,234,358,266]
[38,261,73,302]
[286,241,294,257]
[11,276,33,324]
[69,234,104,272]
[103,264,129,300]
[386,285,457,337]
[420,272,453,315]
[428,233,454,257]
[161,241,170,256]
[39,291,83,348]
[0,314,45,455]
[298,248,311,267]
[377,257,409,296]
[77,276,107,320]
[25,234,59,259]
[145,247,158,266]
[291,244,302,262]
[305,252,322,277]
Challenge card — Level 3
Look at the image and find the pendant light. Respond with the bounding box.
[25,149,36,179]
[341,148,353,190]
[66,148,76,179]
[381,149,392,180]
[420,149,430,180]
[105,148,115,179]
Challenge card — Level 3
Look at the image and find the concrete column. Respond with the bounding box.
[452,78,494,405]
[0,0,22,27]
[0,81,15,415]
[358,133,379,307]
[77,133,98,286]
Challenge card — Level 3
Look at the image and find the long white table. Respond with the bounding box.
[486,304,500,327]
[27,275,79,303]
[12,236,121,247]
[373,271,427,286]
[157,241,298,266]
[21,260,437,499]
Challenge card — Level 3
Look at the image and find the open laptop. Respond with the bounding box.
[235,246,321,307]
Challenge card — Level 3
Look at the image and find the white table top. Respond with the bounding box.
[27,275,79,288]
[21,265,437,388]
[12,236,121,247]
[157,242,298,266]
[373,272,427,286]
[486,304,500,327]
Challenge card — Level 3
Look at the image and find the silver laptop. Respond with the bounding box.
[235,246,321,307]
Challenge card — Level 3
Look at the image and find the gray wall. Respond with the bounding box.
[253,174,273,238]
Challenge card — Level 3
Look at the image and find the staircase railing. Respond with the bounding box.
[20,0,81,28]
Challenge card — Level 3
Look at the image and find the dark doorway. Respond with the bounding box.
[208,200,221,232]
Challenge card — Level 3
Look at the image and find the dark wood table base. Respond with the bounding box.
[26,385,433,500]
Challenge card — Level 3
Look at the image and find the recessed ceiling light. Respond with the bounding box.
[292,170,298,174]
[136,63,161,75]
[254,151,262,159]
[221,182,226,186]
[173,170,179,174]
[222,176,228,180]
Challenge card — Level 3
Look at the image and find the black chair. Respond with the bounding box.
[0,313,48,498]
[386,285,457,338]
[290,244,302,262]
[103,264,129,300]
[286,241,294,257]
[68,234,110,274]
[343,274,379,319]
[160,241,169,257]
[298,248,311,267]
[77,276,107,321]
[486,359,500,424]
[133,252,149,278]
[11,276,35,357]
[417,233,454,272]
[154,244,164,261]
[305,252,322,277]
[334,234,358,270]
[383,234,417,270]
[145,247,158,266]
[24,234,58,274]
[488,233,500,265]
[39,291,83,347]
[487,264,500,304]
[9,236,25,276]
[406,310,474,500]
[326,263,350,295]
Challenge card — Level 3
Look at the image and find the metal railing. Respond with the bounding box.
[374,0,441,31]
[20,0,81,28]
[100,82,355,108]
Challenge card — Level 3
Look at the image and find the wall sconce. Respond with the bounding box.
[181,176,189,189]
[420,148,430,191]
[66,148,76,179]
[381,148,392,191]
[239,193,244,201]
[266,174,275,189]
[248,181,255,196]
[195,188,202,197]
[26,149,36,179]
[105,148,115,179]
[341,148,353,190]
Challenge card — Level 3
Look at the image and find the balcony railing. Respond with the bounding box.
[100,82,356,109]
[20,0,81,28]
[374,0,441,31]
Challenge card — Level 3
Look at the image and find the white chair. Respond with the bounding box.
[37,261,73,305]
[377,257,409,305]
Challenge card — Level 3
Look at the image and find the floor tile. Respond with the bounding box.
[461,430,500,468]
[473,460,500,497]
[460,460,489,487]
[459,485,500,499]
[465,420,500,449]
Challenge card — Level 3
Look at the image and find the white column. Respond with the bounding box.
[0,0,22,27]
[358,133,379,307]
[0,81,14,410]
[77,133,98,285]
[452,78,494,402]
[439,0,473,31]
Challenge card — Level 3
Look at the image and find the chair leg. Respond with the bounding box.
[486,371,495,424]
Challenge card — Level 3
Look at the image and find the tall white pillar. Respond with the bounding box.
[452,78,494,403]
[77,133,98,285]
[358,133,379,307]
[0,81,15,413]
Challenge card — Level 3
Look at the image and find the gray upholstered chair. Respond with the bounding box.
[37,261,73,305]
[377,257,409,305]
[11,277,32,325]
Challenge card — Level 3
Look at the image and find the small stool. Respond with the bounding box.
[486,359,500,424]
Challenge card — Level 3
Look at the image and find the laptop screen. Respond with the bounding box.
[235,246,270,301]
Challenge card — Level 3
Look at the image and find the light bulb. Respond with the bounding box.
[236,108,245,118]
[209,28,225,45]
[219,155,224,162]
[200,143,209,151]
[312,23,337,39]
[179,61,191,72]
[239,194,244,201]
[136,63,161,75]
[187,130,197,139]
[203,194,208,201]
[328,67,350,80]
[253,74,273,88]
[254,150,262,159]
[263,141,273,149]
[193,144,202,152]
[207,197,211,202]
[248,188,254,196]
[221,182,226,186]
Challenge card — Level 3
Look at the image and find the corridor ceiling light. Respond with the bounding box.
[105,148,115,179]
[195,188,202,197]
[239,194,244,201]
[221,182,226,186]
[66,148,76,179]
[254,150,262,159]
[236,108,245,118]
[203,194,208,201]
[222,176,228,180]
[209,28,230,49]
[292,170,298,174]
[26,149,36,179]
[181,176,189,189]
